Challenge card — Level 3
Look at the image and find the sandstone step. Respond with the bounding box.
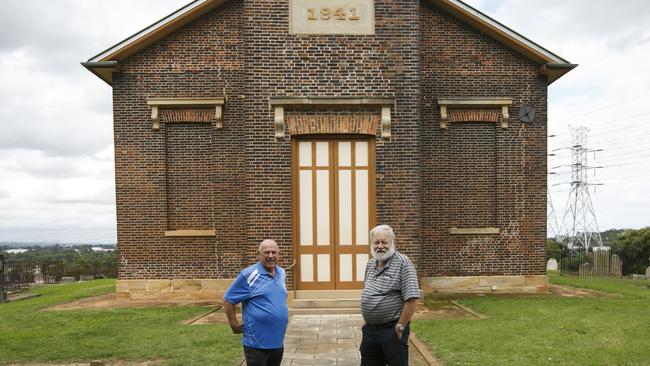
[289,307,361,315]
[291,298,360,309]
[294,290,361,300]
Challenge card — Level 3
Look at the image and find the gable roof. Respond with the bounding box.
[83,0,575,85]
[429,0,576,82]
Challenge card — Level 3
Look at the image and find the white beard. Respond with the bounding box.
[372,246,395,262]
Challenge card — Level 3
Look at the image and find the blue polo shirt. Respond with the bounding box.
[224,262,289,349]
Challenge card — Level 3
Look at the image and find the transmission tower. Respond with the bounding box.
[547,190,561,239]
[559,126,604,252]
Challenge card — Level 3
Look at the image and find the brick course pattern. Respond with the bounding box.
[110,0,550,289]
[420,2,548,276]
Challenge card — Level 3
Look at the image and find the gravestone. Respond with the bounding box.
[546,258,558,271]
[610,255,623,277]
[592,247,610,277]
[646,266,650,277]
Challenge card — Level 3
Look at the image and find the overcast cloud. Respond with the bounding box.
[1,1,649,243]
[468,0,650,234]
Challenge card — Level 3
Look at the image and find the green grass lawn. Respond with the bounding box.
[0,280,242,365]
[413,273,650,366]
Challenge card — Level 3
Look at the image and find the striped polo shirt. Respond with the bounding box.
[360,251,420,325]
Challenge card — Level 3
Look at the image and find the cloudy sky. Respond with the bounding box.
[1,0,649,244]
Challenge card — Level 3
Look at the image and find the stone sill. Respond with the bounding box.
[164,230,216,237]
[449,227,500,235]
[147,97,225,107]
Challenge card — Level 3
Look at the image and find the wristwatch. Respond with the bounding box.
[395,323,405,332]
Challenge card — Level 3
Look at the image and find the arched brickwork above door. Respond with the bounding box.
[270,96,395,141]
[287,113,380,136]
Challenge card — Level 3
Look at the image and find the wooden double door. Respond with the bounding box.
[292,137,376,290]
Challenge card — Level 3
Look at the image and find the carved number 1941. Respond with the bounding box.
[307,7,360,21]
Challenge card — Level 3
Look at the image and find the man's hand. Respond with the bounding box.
[230,322,244,334]
[394,323,404,339]
[395,298,418,339]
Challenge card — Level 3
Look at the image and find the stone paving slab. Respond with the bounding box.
[282,314,363,366]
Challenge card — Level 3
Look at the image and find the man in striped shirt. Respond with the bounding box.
[224,239,289,366]
[360,225,420,366]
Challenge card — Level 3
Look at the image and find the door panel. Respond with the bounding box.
[293,138,375,290]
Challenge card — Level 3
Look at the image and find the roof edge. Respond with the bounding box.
[428,0,572,66]
[81,61,120,86]
[87,0,225,63]
[83,0,577,85]
[540,63,578,84]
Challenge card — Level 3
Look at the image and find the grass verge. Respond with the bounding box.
[412,273,650,366]
[0,280,242,365]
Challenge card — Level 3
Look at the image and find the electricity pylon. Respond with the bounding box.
[547,190,561,239]
[559,126,604,252]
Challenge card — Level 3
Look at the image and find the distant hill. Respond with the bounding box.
[0,242,116,250]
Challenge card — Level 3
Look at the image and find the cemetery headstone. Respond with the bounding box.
[610,255,622,277]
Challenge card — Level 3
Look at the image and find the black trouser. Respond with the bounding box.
[243,346,284,366]
[360,320,410,366]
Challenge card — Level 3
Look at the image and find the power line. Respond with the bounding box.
[560,94,650,121]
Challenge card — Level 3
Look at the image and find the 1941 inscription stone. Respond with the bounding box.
[290,0,375,35]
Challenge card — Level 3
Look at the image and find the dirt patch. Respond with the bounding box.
[549,284,617,298]
[412,300,478,320]
[45,293,219,311]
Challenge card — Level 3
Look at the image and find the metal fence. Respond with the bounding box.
[1,257,64,294]
[559,247,623,277]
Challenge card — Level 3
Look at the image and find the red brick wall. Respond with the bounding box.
[113,0,248,279]
[110,0,548,284]
[242,0,422,282]
[450,123,497,229]
[165,122,213,230]
[420,2,548,276]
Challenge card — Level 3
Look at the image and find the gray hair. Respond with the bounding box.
[369,225,395,245]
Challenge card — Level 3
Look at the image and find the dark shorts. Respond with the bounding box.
[360,321,410,366]
[243,346,284,366]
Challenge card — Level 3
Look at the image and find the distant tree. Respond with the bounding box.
[612,227,650,275]
[5,245,117,279]
[600,229,625,248]
[547,239,568,260]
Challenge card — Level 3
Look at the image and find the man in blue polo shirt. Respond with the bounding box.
[224,239,289,366]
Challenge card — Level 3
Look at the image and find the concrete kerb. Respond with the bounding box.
[410,333,443,366]
[184,305,222,325]
[449,300,488,319]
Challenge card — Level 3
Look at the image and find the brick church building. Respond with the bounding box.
[84,0,575,301]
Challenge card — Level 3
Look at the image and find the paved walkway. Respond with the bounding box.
[282,314,364,366]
